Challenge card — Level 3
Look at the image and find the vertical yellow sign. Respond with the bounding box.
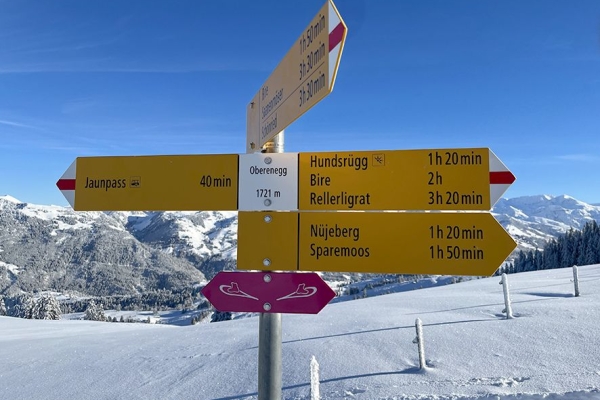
[237,211,299,271]
[246,0,347,151]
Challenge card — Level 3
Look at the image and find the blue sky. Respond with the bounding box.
[1,0,599,207]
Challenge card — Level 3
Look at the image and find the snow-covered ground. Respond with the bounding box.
[2,265,600,399]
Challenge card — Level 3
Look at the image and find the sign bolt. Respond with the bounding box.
[264,274,272,283]
[264,214,272,223]
[264,199,272,207]
[263,303,271,311]
[264,157,272,165]
[263,258,271,267]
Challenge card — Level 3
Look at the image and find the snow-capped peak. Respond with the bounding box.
[0,195,21,204]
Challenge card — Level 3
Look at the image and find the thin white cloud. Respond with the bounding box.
[0,64,265,74]
[0,56,268,74]
[557,154,599,162]
[18,39,117,55]
[0,119,38,129]
[0,58,113,74]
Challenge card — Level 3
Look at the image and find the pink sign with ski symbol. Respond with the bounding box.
[201,271,335,314]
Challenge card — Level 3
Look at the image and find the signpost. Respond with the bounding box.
[246,0,347,152]
[201,271,335,314]
[237,211,517,276]
[56,154,238,211]
[298,148,515,211]
[53,0,519,398]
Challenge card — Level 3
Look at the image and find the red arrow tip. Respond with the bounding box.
[329,23,345,51]
[56,179,76,191]
[490,171,515,185]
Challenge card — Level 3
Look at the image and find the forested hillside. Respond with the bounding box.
[503,221,600,273]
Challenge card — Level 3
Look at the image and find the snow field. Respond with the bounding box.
[1,265,600,399]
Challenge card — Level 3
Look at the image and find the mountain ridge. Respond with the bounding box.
[1,193,599,296]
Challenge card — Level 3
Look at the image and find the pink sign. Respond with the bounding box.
[201,271,335,314]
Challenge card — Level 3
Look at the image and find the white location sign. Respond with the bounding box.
[238,153,298,211]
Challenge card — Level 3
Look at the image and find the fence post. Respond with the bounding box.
[413,318,426,369]
[500,273,513,319]
[573,265,580,297]
[310,356,320,400]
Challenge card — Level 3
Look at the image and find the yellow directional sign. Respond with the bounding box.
[56,154,239,211]
[237,211,517,276]
[298,148,516,211]
[246,0,347,152]
[57,147,516,212]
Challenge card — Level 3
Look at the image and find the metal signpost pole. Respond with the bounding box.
[258,131,284,400]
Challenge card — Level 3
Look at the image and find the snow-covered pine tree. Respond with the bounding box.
[13,294,35,319]
[30,294,61,320]
[210,311,232,323]
[512,220,600,273]
[85,300,106,322]
[0,296,6,316]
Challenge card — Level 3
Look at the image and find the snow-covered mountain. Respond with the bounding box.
[493,194,600,251]
[1,194,599,296]
[0,196,236,296]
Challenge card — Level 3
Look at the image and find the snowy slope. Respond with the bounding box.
[1,264,600,399]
